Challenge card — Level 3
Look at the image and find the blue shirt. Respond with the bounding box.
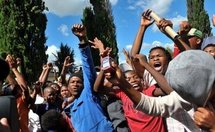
[70,45,113,132]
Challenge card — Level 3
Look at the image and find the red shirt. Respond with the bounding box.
[174,44,180,58]
[114,85,166,132]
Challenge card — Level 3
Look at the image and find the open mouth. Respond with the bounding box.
[132,84,139,90]
[154,62,162,71]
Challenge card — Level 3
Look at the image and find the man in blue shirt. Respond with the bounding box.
[68,24,113,132]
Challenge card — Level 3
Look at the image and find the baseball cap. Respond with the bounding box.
[165,50,215,106]
[187,28,203,39]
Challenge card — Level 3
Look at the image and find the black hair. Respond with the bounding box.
[68,71,83,84]
[41,110,64,131]
[0,59,10,81]
[149,46,172,62]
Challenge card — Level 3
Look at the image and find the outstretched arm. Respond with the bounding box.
[60,56,73,84]
[71,24,96,93]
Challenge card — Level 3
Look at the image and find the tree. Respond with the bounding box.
[187,0,212,37]
[82,0,119,66]
[53,43,75,74]
[0,0,48,83]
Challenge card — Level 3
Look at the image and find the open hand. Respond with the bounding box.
[89,37,105,52]
[63,56,73,67]
[141,9,154,27]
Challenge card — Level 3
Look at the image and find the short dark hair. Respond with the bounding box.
[149,46,172,62]
[0,59,10,81]
[41,110,63,131]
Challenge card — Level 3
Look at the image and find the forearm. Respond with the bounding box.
[12,68,27,89]
[93,70,105,92]
[80,44,96,85]
[60,66,68,84]
[40,69,51,86]
[38,69,46,82]
[131,26,147,56]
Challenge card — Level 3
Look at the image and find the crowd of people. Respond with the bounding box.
[0,9,215,132]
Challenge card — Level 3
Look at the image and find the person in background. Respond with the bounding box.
[5,54,32,132]
[68,24,113,131]
[130,9,172,93]
[109,50,215,131]
[91,38,166,131]
[41,110,75,132]
[90,38,130,132]
[201,36,215,58]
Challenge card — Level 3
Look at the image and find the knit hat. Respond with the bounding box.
[165,50,215,106]
[187,28,203,39]
[68,71,83,82]
[201,36,215,50]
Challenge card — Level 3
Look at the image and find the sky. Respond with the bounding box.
[44,0,215,65]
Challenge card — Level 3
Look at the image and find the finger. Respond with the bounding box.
[91,46,97,49]
[88,40,94,44]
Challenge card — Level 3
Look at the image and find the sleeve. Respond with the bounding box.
[79,44,97,94]
[135,91,193,117]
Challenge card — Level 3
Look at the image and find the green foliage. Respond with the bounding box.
[82,0,119,66]
[53,43,75,73]
[0,0,48,83]
[187,0,212,37]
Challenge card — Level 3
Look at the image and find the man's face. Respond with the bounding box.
[188,36,201,49]
[68,76,83,97]
[149,49,169,75]
[125,71,143,91]
[204,46,215,58]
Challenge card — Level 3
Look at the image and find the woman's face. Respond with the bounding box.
[60,86,71,98]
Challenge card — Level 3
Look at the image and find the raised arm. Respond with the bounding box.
[6,55,27,90]
[71,24,96,92]
[39,63,52,86]
[131,9,154,56]
[60,56,73,84]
